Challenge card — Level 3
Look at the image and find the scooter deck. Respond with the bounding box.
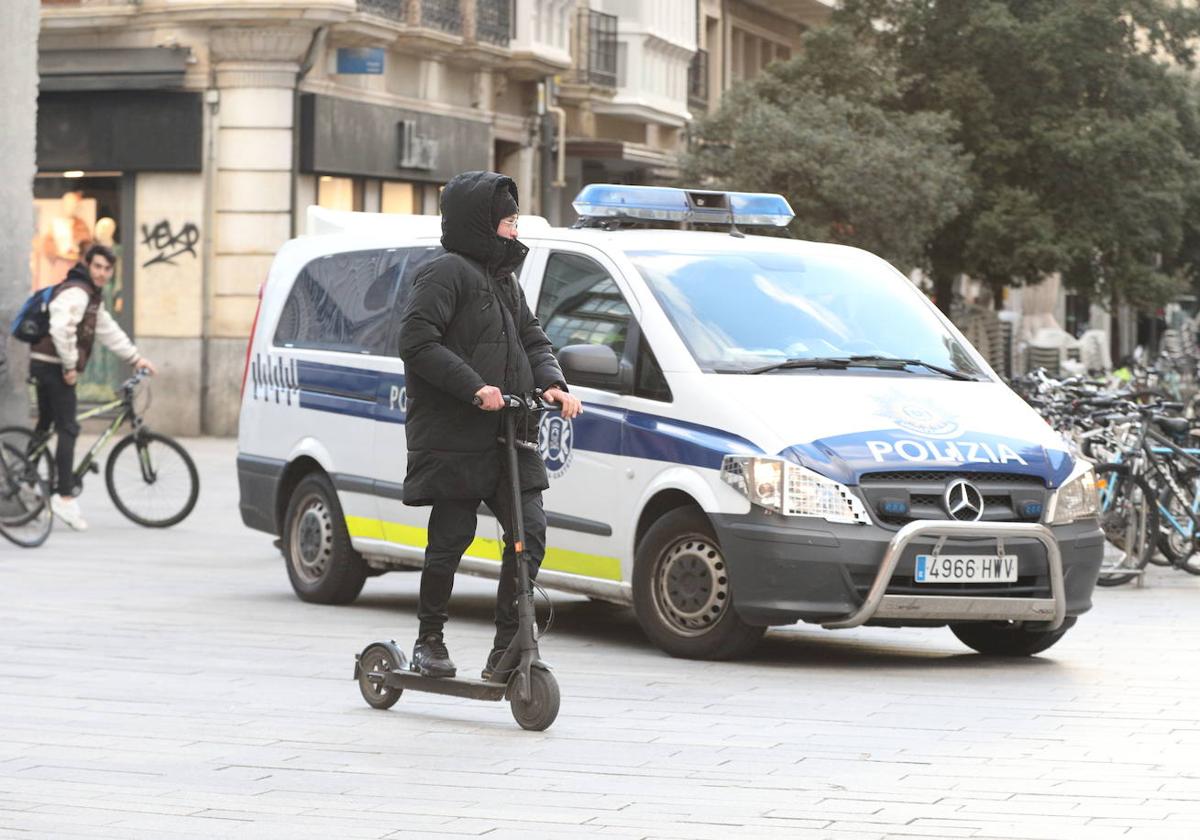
[384,670,507,701]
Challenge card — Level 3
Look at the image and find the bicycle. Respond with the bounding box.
[0,433,53,548]
[1094,405,1200,580]
[0,369,200,529]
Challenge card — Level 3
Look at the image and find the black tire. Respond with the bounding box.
[1156,485,1195,567]
[105,432,199,527]
[283,471,367,604]
[509,666,560,731]
[0,428,54,548]
[950,617,1077,656]
[632,506,765,660]
[1094,464,1157,587]
[0,427,53,528]
[357,643,404,710]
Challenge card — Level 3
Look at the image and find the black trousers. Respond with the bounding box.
[418,485,547,650]
[30,360,79,496]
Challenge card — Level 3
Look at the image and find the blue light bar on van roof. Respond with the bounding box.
[572,185,795,228]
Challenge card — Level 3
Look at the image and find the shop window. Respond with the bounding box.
[274,245,441,355]
[317,176,362,211]
[382,181,417,214]
[536,251,670,399]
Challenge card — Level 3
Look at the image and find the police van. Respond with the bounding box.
[236,185,1104,660]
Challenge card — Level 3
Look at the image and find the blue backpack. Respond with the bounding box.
[9,285,56,344]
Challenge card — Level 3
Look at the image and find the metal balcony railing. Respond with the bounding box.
[576,8,618,88]
[41,0,134,5]
[358,0,405,21]
[688,48,709,110]
[356,0,462,35]
[421,0,462,35]
[476,0,513,47]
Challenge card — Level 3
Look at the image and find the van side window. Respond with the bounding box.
[536,251,671,401]
[635,340,672,402]
[536,252,632,357]
[274,246,440,355]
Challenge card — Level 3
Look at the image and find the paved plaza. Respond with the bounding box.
[3,438,1200,839]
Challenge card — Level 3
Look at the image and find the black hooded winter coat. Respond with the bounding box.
[398,171,565,505]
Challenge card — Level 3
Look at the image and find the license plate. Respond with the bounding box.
[914,554,1018,583]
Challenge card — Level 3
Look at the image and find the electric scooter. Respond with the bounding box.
[353,393,561,731]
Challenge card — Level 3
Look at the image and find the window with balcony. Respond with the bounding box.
[578,8,618,88]
[476,0,513,46]
[422,0,462,35]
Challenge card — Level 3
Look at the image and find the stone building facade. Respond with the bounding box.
[32,0,832,434]
[36,0,571,434]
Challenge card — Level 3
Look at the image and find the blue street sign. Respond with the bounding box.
[337,48,385,75]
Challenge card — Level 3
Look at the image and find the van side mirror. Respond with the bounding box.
[558,344,620,378]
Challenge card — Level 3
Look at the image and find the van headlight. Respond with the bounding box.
[1048,465,1100,524]
[721,456,869,524]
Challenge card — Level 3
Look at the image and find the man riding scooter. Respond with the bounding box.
[398,170,583,680]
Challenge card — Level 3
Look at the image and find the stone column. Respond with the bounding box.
[0,0,39,425]
[205,26,315,435]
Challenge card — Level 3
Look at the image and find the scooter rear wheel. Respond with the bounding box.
[510,667,560,731]
[358,643,404,710]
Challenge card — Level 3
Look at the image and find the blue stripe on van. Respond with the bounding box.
[295,360,407,424]
[290,359,761,468]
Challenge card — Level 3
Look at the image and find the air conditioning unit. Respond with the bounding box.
[397,120,437,170]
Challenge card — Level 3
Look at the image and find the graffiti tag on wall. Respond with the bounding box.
[141,220,200,268]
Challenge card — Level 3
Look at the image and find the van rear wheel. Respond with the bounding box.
[633,507,765,660]
[283,472,366,605]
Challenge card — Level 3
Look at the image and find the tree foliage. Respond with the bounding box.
[682,27,972,270]
[687,1,1200,314]
[835,0,1200,311]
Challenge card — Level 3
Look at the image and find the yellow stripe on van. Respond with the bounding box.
[343,516,622,581]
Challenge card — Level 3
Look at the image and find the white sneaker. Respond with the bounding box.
[50,495,88,531]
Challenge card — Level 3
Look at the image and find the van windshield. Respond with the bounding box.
[626,248,984,377]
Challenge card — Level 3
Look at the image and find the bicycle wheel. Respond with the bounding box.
[0,427,54,493]
[105,431,199,528]
[1095,463,1157,587]
[1154,466,1200,574]
[0,433,53,548]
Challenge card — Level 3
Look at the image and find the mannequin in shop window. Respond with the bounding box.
[34,191,94,291]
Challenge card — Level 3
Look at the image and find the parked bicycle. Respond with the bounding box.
[0,370,199,540]
[1012,367,1200,585]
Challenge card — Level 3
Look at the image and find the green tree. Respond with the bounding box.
[835,0,1200,313]
[683,27,973,271]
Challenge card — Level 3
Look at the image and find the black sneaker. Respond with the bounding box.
[481,647,511,682]
[411,633,456,678]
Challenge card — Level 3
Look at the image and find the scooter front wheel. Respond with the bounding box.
[358,643,404,710]
[509,667,559,731]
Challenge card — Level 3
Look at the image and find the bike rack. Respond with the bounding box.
[822,520,1066,630]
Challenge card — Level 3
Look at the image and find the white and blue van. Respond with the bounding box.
[237,186,1104,660]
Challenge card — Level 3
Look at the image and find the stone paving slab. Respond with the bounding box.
[2,437,1200,838]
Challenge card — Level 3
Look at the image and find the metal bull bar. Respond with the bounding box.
[822,520,1066,630]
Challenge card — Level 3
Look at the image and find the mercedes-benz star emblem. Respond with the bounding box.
[944,479,985,522]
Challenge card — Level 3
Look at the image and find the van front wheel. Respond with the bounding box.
[633,507,765,660]
[283,472,366,605]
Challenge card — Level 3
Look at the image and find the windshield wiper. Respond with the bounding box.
[744,358,854,375]
[845,355,981,381]
[742,355,980,380]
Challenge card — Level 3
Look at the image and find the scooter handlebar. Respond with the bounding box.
[472,392,555,412]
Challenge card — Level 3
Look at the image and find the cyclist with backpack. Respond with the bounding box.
[22,244,156,531]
